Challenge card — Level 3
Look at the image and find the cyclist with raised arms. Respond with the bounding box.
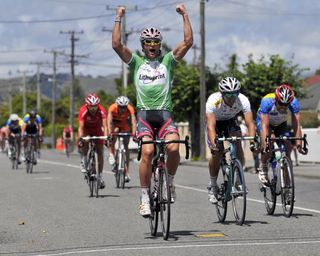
[206,77,256,204]
[78,93,108,189]
[112,4,193,217]
[107,95,137,183]
[256,84,307,185]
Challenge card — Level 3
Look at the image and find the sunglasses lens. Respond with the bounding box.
[223,91,239,98]
[144,39,161,45]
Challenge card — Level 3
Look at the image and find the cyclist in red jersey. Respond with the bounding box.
[107,96,137,182]
[78,93,108,189]
[63,125,73,154]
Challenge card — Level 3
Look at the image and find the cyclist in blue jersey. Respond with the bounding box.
[6,113,23,163]
[21,110,43,164]
[256,84,307,185]
[112,4,193,217]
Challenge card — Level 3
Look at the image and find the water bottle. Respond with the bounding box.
[223,165,230,181]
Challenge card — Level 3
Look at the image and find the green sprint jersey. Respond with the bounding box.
[128,51,177,111]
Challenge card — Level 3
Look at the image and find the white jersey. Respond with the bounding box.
[206,92,251,121]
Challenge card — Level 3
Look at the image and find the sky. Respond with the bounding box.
[0,0,319,79]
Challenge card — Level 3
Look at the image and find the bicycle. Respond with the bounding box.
[24,134,38,174]
[9,133,21,170]
[137,135,190,240]
[214,135,257,225]
[81,136,108,198]
[110,132,132,189]
[259,134,308,217]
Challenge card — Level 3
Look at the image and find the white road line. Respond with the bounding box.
[36,240,320,256]
[39,159,320,214]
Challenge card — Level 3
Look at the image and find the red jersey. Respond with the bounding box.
[78,104,107,135]
[108,103,135,131]
[63,127,73,138]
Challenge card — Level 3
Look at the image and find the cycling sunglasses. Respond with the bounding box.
[87,105,99,111]
[143,39,161,46]
[277,101,289,107]
[222,91,240,98]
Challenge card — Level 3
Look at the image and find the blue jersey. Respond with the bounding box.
[23,114,42,125]
[256,93,299,129]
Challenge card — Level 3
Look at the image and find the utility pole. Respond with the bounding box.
[30,62,49,112]
[8,71,12,114]
[17,70,33,115]
[45,50,64,148]
[105,5,137,94]
[60,30,85,133]
[200,0,207,160]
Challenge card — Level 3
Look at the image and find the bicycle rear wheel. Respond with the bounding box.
[281,157,294,217]
[263,162,277,215]
[231,159,247,225]
[215,164,228,223]
[159,168,171,240]
[149,168,159,236]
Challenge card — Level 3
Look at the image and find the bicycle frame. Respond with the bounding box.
[137,135,190,240]
[25,134,38,174]
[262,134,308,217]
[215,136,256,225]
[82,136,108,197]
[110,132,132,189]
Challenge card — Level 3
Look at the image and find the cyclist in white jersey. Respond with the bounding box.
[206,77,256,204]
[112,4,193,217]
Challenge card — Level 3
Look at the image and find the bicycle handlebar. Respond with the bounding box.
[109,132,133,137]
[137,135,190,161]
[217,136,258,142]
[265,134,308,153]
[81,136,109,141]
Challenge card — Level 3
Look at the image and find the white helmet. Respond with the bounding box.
[9,113,19,121]
[140,27,162,42]
[116,96,130,107]
[218,77,241,92]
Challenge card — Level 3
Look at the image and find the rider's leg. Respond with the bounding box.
[139,137,154,216]
[80,142,89,172]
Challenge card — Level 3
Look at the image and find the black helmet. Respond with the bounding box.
[29,110,37,118]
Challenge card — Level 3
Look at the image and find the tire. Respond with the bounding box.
[149,168,159,237]
[94,151,99,198]
[115,150,120,188]
[120,152,126,189]
[14,145,19,169]
[87,151,95,197]
[263,161,277,215]
[280,157,294,217]
[215,163,228,223]
[159,168,171,240]
[65,142,70,158]
[231,159,247,225]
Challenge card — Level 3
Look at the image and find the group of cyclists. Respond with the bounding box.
[1,4,308,224]
[1,110,43,165]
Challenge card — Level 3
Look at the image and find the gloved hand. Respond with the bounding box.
[210,145,219,155]
[78,138,84,148]
[297,144,308,155]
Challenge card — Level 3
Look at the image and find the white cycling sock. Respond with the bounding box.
[168,174,174,186]
[141,188,150,203]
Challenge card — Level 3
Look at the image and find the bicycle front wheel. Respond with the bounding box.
[263,162,277,215]
[149,168,159,237]
[94,151,99,198]
[231,159,247,225]
[159,168,171,240]
[215,164,228,223]
[281,157,294,217]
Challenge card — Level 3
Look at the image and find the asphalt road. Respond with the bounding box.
[0,150,319,256]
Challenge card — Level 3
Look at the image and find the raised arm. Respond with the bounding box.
[172,4,193,61]
[112,6,132,63]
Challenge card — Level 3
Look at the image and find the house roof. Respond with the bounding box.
[300,75,320,111]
